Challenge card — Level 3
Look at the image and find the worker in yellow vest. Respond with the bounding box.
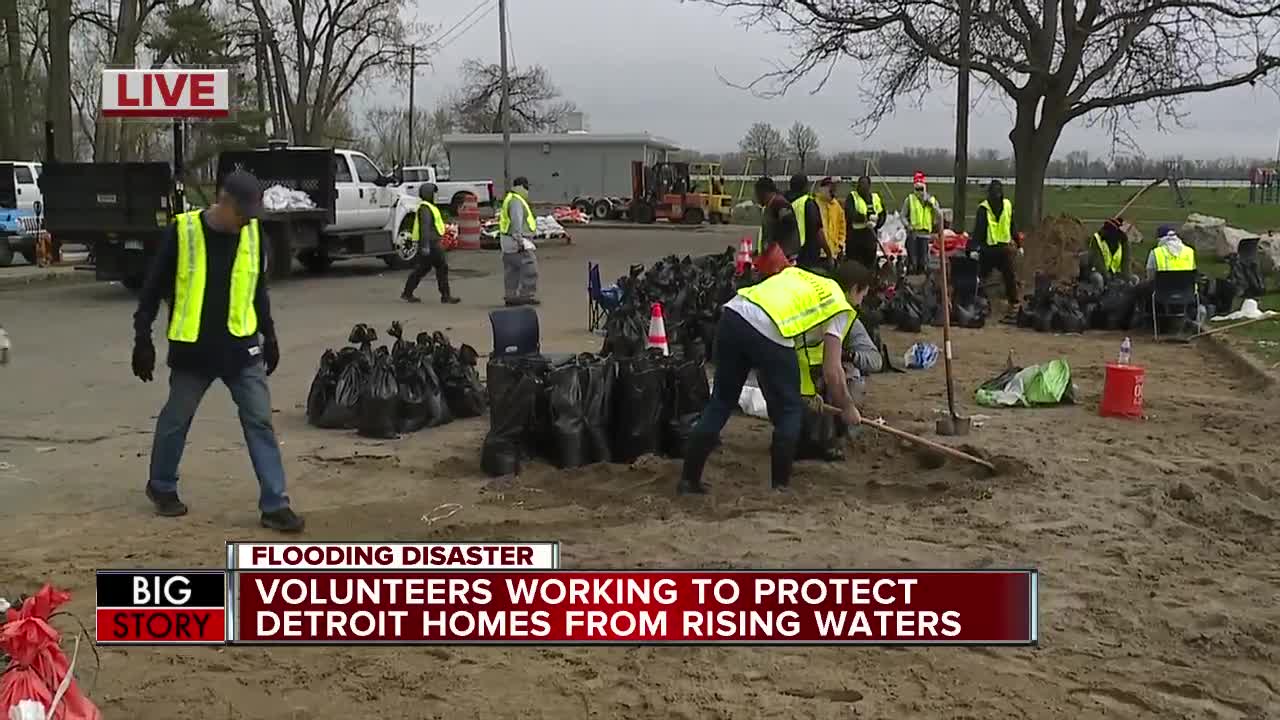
[969,180,1020,304]
[787,174,829,270]
[902,172,940,274]
[131,171,303,533]
[1080,218,1130,282]
[401,183,461,304]
[678,262,872,495]
[1146,225,1196,278]
[845,175,885,271]
[499,176,539,306]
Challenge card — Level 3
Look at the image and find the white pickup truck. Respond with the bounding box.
[398,165,494,213]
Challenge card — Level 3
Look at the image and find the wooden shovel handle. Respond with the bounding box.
[815,401,997,472]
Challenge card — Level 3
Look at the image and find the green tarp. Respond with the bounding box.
[975,359,1074,408]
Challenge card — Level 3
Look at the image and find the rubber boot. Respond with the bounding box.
[770,437,798,490]
[677,433,716,495]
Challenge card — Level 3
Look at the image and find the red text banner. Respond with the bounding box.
[233,570,1036,645]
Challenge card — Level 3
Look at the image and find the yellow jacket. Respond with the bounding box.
[817,196,846,257]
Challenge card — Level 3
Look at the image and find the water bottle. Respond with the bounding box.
[1118,337,1132,366]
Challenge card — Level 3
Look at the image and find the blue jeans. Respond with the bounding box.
[148,362,290,512]
[693,308,803,444]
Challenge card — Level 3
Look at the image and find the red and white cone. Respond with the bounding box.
[736,235,753,275]
[647,302,670,356]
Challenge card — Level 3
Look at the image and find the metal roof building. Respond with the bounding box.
[442,132,681,202]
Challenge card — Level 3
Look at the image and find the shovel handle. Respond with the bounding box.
[815,401,997,473]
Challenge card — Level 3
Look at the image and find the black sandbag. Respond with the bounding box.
[613,352,668,462]
[546,361,588,468]
[387,321,415,362]
[420,358,451,427]
[482,357,545,476]
[581,354,616,463]
[440,343,486,418]
[796,401,837,461]
[1052,294,1087,333]
[306,349,339,427]
[662,357,710,458]
[331,356,368,429]
[357,347,399,439]
[394,351,432,433]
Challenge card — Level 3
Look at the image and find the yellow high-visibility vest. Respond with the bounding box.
[1094,233,1122,273]
[850,192,883,230]
[499,191,536,235]
[412,200,446,243]
[791,194,815,247]
[907,194,936,232]
[1154,243,1196,271]
[737,267,853,340]
[168,211,261,343]
[978,198,1013,245]
[796,310,857,397]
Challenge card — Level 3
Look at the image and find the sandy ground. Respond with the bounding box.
[1,225,1278,719]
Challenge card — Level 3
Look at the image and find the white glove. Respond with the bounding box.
[968,251,980,261]
[1018,247,1025,257]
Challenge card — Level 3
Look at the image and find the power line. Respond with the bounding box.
[433,0,492,49]
[436,2,497,53]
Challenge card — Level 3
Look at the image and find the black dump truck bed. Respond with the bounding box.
[39,162,173,235]
[216,145,336,225]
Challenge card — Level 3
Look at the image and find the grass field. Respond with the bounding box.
[721,181,1280,233]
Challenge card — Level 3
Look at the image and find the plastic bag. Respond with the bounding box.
[2,585,101,720]
[547,362,587,469]
[903,342,939,369]
[613,353,668,462]
[753,242,789,276]
[331,357,367,429]
[357,347,399,439]
[394,351,432,433]
[662,358,710,458]
[305,349,340,428]
[581,354,616,463]
[387,321,415,362]
[796,400,837,460]
[440,343,486,418]
[0,668,52,720]
[481,357,546,476]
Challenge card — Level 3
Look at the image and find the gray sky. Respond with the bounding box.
[400,0,1280,162]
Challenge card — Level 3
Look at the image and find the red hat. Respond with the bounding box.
[912,172,926,185]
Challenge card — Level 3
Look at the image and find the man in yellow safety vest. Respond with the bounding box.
[1080,217,1130,282]
[131,170,303,532]
[401,183,461,304]
[787,174,829,270]
[499,176,539,306]
[678,261,872,495]
[1146,225,1196,279]
[845,175,885,271]
[902,172,940,274]
[969,180,1021,304]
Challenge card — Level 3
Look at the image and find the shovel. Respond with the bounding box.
[933,219,971,436]
[812,400,996,474]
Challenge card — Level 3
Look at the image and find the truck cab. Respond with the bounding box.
[2,161,43,213]
[398,164,494,215]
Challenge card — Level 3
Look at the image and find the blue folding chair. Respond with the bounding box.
[587,261,622,332]
[489,307,541,357]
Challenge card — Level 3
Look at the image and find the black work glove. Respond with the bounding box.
[132,338,155,382]
[263,335,280,376]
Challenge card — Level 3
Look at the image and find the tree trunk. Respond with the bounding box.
[2,2,22,155]
[1008,101,1063,232]
[46,0,73,161]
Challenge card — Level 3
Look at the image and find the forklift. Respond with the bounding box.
[628,160,714,225]
[689,161,732,223]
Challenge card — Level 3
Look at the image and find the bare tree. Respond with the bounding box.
[361,103,452,169]
[46,0,72,160]
[0,1,22,155]
[452,59,576,133]
[700,0,1280,227]
[787,121,819,173]
[739,121,785,175]
[250,0,423,145]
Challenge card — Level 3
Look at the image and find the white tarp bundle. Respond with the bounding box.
[262,184,316,211]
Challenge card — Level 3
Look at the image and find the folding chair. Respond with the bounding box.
[489,307,541,358]
[587,261,622,333]
[1150,270,1198,341]
[948,255,981,306]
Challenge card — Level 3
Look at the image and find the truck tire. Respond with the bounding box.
[298,249,332,273]
[592,199,613,220]
[632,201,656,225]
[383,214,420,269]
[267,231,293,280]
[682,207,705,225]
[0,237,12,266]
[573,198,592,215]
[121,273,144,291]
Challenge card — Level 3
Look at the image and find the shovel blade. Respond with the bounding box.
[935,415,972,436]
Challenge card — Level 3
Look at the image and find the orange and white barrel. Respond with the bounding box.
[456,194,482,250]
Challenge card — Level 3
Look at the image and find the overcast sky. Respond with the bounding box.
[397,0,1280,162]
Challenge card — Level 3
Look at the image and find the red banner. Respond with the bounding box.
[233,570,1036,645]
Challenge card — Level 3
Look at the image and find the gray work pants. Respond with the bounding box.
[502,250,538,300]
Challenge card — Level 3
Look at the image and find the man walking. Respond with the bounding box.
[401,183,461,304]
[845,175,885,271]
[969,180,1020,305]
[499,176,539,306]
[902,172,940,275]
[132,171,303,532]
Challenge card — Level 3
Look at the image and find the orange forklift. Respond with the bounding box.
[627,160,712,225]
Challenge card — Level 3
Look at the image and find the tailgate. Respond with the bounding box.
[217,147,336,225]
[38,162,173,234]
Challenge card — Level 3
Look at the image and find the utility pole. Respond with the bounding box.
[408,45,416,165]
[498,0,511,191]
[953,0,971,230]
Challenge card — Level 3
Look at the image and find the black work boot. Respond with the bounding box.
[677,433,717,495]
[770,437,799,491]
[441,295,461,304]
[261,507,305,533]
[145,484,188,517]
[401,293,421,304]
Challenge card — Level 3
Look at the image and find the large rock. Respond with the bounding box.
[1179,213,1226,256]
[1219,226,1256,259]
[1256,233,1280,273]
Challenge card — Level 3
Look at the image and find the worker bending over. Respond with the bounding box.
[132,171,303,533]
[843,317,883,404]
[678,262,867,494]
[753,177,798,261]
[401,183,461,304]
[845,175,885,271]
[815,177,846,263]
[903,172,940,275]
[969,180,1021,305]
[1146,225,1196,279]
[1079,218,1131,283]
[787,174,830,271]
[500,176,539,306]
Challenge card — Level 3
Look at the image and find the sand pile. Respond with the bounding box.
[1022,214,1089,283]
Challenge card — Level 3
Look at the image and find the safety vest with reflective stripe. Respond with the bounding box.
[1094,233,1122,274]
[791,194,815,247]
[168,211,261,343]
[499,191,536,235]
[796,310,857,397]
[1154,243,1196,271]
[850,192,883,230]
[412,200,446,243]
[737,266,853,340]
[978,198,1013,245]
[906,194,936,232]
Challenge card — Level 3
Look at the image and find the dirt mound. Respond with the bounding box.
[1022,214,1089,284]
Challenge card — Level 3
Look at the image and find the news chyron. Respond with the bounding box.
[95,570,227,645]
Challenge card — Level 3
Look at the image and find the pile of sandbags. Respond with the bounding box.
[1,585,101,719]
[306,323,485,438]
[601,249,738,360]
[481,349,710,476]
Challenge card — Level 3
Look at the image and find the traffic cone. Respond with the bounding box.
[647,302,670,356]
[736,235,753,275]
